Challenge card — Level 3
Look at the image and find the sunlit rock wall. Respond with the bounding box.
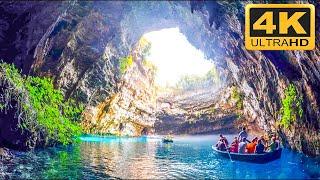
[0,1,220,137]
[81,45,157,136]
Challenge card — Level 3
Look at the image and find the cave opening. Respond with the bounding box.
[80,2,231,137]
[134,27,232,135]
[140,27,222,98]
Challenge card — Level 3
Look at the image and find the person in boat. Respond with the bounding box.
[259,135,267,146]
[219,134,229,147]
[274,135,281,149]
[216,139,227,151]
[246,137,258,154]
[238,137,247,154]
[165,134,173,140]
[163,133,173,142]
[267,137,277,152]
[229,137,239,153]
[254,139,265,154]
[238,127,249,142]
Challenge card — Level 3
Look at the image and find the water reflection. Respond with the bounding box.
[1,135,319,179]
[80,140,161,179]
[42,146,84,179]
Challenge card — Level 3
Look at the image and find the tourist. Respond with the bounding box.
[238,137,247,154]
[246,137,258,154]
[255,139,265,154]
[259,135,268,151]
[216,139,227,151]
[229,137,239,153]
[267,137,277,152]
[238,127,248,142]
[259,135,267,146]
[219,134,229,146]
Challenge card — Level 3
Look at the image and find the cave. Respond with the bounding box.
[74,1,235,137]
[0,0,319,159]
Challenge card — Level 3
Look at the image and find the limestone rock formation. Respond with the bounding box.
[81,44,157,136]
[200,1,320,156]
[155,87,241,135]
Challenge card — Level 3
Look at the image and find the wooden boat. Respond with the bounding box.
[212,146,282,164]
[162,138,173,143]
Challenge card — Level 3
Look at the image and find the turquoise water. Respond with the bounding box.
[1,135,319,179]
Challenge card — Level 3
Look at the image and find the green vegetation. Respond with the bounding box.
[0,62,83,146]
[230,86,244,110]
[280,84,303,129]
[139,37,152,60]
[119,55,133,74]
[176,66,220,90]
[138,37,157,75]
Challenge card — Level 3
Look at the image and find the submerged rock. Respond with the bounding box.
[0,147,13,160]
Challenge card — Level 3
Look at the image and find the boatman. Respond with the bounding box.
[238,127,248,142]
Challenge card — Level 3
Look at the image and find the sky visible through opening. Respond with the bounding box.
[143,28,214,87]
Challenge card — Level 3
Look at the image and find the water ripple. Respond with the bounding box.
[1,135,319,179]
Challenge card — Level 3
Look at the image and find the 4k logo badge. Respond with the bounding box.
[245,4,315,50]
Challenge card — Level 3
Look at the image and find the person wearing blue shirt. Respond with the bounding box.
[255,139,265,154]
[238,127,248,142]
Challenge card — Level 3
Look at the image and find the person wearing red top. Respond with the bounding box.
[229,137,239,153]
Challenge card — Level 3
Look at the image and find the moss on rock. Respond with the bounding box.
[0,62,83,149]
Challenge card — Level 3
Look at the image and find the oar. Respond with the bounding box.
[226,146,234,162]
[222,140,234,162]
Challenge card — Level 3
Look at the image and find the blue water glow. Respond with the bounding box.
[1,135,319,179]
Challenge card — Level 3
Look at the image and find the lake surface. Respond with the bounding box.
[1,135,319,179]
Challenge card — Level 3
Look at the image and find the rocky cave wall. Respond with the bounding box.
[0,1,319,156]
[81,42,157,136]
[199,1,320,156]
[1,1,223,138]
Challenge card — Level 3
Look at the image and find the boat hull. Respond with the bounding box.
[163,139,173,143]
[212,146,282,164]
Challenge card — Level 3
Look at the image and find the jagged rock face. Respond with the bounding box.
[81,47,157,136]
[0,1,70,74]
[199,1,320,156]
[0,1,218,137]
[0,1,319,156]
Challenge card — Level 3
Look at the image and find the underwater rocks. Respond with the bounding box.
[0,147,13,161]
[0,147,13,179]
